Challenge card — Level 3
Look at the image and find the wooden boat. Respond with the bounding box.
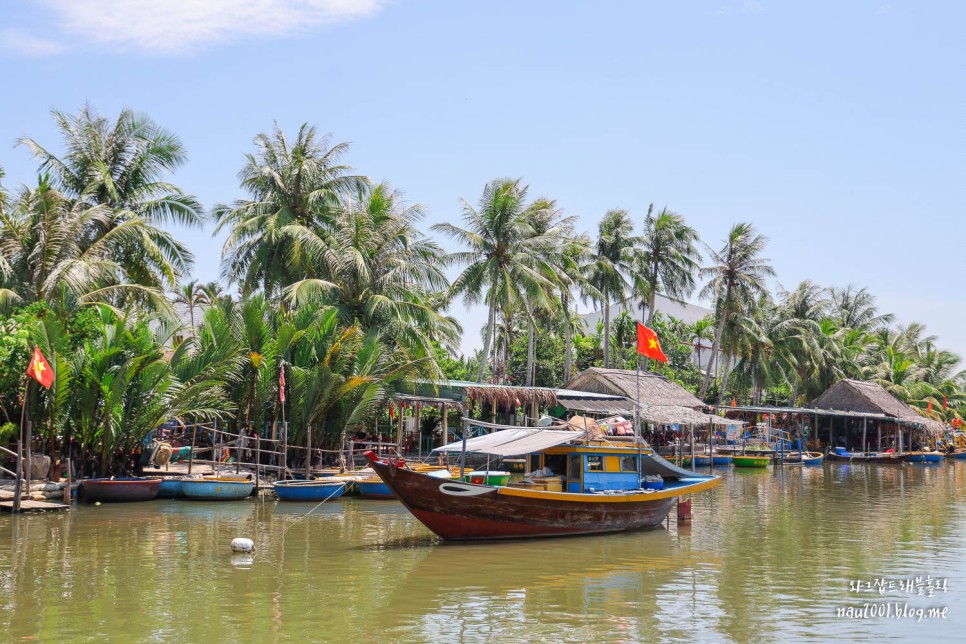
[77,477,162,503]
[157,478,185,498]
[776,451,825,465]
[362,426,720,541]
[357,476,396,499]
[693,455,712,467]
[826,450,907,464]
[181,477,254,500]
[906,451,945,464]
[944,449,966,460]
[710,454,733,466]
[732,455,770,468]
[273,479,347,501]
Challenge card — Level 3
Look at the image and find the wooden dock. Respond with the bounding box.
[0,499,71,513]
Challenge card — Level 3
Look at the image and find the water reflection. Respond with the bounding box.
[1,463,964,641]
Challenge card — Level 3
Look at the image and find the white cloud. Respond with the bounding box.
[35,0,385,55]
[0,28,65,56]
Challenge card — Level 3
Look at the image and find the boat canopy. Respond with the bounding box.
[434,427,583,457]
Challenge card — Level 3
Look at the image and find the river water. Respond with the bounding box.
[2,462,964,642]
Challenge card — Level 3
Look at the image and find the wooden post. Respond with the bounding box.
[862,417,867,454]
[415,403,422,457]
[188,424,197,475]
[877,423,881,452]
[396,405,404,453]
[441,405,449,446]
[255,433,261,492]
[531,399,539,426]
[282,422,288,480]
[304,424,312,478]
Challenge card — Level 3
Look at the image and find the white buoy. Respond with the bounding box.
[231,537,255,553]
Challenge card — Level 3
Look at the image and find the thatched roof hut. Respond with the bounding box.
[563,368,735,427]
[810,379,944,434]
[564,368,704,408]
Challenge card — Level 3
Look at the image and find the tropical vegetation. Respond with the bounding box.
[1,105,964,476]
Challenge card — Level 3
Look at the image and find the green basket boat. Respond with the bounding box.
[732,455,771,468]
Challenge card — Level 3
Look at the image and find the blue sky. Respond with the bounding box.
[1,1,964,359]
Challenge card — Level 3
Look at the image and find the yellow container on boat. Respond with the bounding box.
[531,477,563,492]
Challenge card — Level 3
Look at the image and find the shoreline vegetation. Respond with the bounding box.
[1,106,962,477]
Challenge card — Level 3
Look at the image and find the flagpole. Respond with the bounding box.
[636,354,643,483]
[13,375,30,514]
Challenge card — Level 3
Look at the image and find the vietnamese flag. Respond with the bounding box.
[636,322,668,363]
[26,346,54,389]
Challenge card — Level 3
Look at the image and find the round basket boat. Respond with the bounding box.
[732,456,770,468]
[181,477,254,501]
[273,480,347,502]
[78,477,162,503]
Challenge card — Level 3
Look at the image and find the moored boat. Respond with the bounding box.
[181,477,254,500]
[273,479,347,501]
[777,451,825,465]
[732,455,770,468]
[157,478,185,498]
[826,449,907,464]
[78,477,162,503]
[944,449,966,460]
[362,421,720,541]
[357,476,396,499]
[906,451,945,464]
[461,470,510,486]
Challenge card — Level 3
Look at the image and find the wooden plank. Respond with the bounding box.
[0,500,70,512]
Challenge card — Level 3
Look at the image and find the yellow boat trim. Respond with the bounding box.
[541,445,655,455]
[496,476,720,503]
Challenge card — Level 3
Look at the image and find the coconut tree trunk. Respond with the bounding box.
[562,292,572,383]
[526,317,535,386]
[718,350,733,406]
[700,300,729,400]
[603,289,611,368]
[476,298,497,382]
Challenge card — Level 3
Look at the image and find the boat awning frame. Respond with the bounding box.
[434,421,584,457]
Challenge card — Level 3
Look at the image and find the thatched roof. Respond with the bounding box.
[463,384,557,407]
[564,368,705,409]
[810,379,944,434]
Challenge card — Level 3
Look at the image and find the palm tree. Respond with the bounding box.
[0,179,173,312]
[698,222,774,401]
[213,123,364,296]
[559,232,597,382]
[830,285,893,332]
[284,181,460,360]
[519,198,572,386]
[433,178,557,382]
[18,106,201,291]
[173,279,205,337]
[588,209,638,368]
[633,205,700,370]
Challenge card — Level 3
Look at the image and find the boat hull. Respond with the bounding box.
[945,450,966,460]
[273,480,347,501]
[367,458,718,541]
[78,478,161,503]
[157,478,185,498]
[181,479,254,500]
[732,456,770,468]
[826,451,907,464]
[357,478,396,499]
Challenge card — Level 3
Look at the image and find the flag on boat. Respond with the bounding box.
[279,364,286,403]
[636,322,668,362]
[26,346,54,389]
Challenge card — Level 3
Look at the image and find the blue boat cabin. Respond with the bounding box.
[528,446,648,493]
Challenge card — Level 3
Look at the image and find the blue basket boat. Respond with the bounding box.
[157,478,185,498]
[273,480,347,501]
[181,477,254,501]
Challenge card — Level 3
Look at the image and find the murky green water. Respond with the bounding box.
[2,463,965,642]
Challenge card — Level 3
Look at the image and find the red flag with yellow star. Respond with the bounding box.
[636,322,668,363]
[26,346,54,389]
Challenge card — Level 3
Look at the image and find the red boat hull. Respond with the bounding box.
[367,459,707,541]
